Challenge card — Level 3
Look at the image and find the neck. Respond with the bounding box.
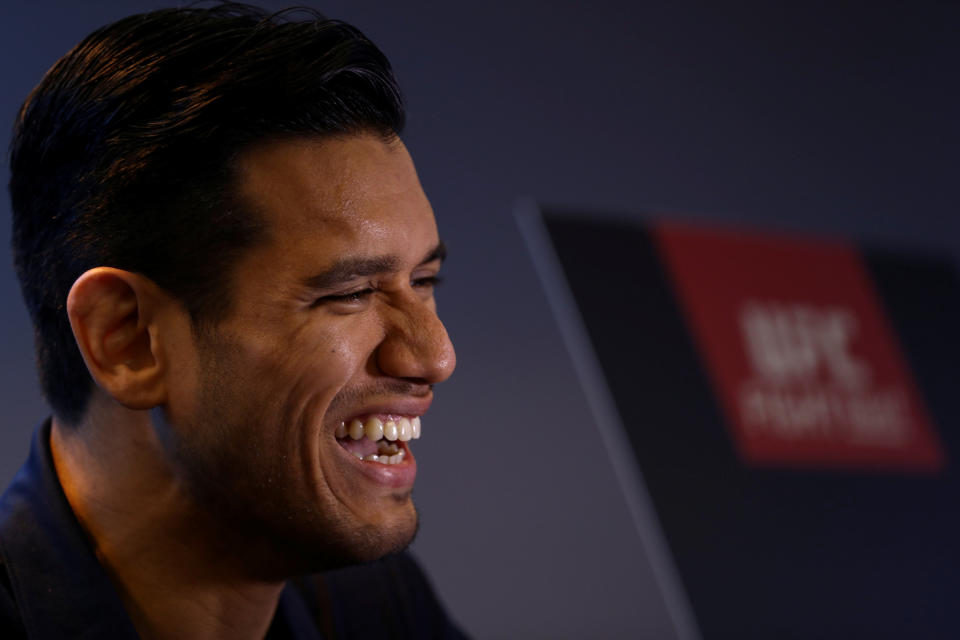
[50,403,286,640]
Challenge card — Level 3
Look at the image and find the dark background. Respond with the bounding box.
[546,215,960,638]
[1,2,958,637]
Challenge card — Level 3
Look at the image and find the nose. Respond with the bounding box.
[376,296,456,385]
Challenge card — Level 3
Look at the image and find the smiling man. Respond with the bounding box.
[0,4,463,639]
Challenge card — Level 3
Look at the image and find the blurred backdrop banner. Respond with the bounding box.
[655,221,944,472]
[525,206,960,639]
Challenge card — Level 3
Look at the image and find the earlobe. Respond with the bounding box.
[67,268,169,410]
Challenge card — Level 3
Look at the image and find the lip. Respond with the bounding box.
[337,439,417,490]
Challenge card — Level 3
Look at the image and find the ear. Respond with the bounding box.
[66,267,172,410]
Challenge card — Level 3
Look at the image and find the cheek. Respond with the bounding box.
[312,320,382,376]
[279,325,374,417]
[187,318,381,435]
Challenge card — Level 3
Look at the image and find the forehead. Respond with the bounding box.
[234,133,436,247]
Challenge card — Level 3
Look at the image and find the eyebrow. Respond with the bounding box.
[302,241,446,291]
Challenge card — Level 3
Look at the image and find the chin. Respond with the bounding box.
[349,505,421,563]
[282,504,421,574]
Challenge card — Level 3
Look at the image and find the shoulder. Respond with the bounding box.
[292,552,469,639]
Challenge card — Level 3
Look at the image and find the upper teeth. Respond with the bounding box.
[336,416,421,442]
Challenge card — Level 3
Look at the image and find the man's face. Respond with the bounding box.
[160,134,456,574]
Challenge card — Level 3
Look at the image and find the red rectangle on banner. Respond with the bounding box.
[653,221,944,472]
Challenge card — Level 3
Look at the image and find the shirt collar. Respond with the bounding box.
[0,419,139,639]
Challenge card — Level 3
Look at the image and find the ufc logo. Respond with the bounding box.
[740,301,870,390]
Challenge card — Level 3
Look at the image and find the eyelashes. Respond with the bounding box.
[315,275,443,307]
[412,275,443,289]
[320,288,375,304]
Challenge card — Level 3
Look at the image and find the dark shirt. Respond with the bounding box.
[0,420,466,639]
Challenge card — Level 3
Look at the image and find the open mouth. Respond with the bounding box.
[335,416,421,465]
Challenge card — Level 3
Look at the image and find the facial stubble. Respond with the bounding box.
[162,328,420,580]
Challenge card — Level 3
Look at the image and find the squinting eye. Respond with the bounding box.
[315,288,375,305]
[413,275,443,290]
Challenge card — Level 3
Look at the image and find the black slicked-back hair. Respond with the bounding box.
[9,3,405,424]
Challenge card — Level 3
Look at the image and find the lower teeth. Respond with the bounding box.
[357,450,405,465]
[352,441,405,465]
[377,441,401,456]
